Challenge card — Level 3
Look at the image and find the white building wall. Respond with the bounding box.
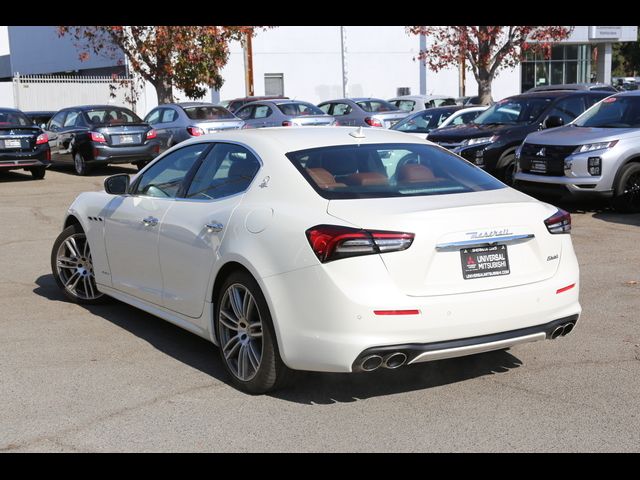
[0,81,13,106]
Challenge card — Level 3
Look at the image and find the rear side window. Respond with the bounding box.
[161,109,179,123]
[276,102,324,116]
[286,143,505,199]
[186,144,260,200]
[183,106,234,121]
[254,106,272,119]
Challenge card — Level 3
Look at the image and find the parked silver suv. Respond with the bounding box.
[514,91,640,212]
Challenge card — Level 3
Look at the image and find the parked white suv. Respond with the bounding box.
[514,91,640,212]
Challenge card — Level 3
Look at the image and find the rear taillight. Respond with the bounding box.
[364,117,383,128]
[187,126,205,136]
[146,129,157,140]
[90,131,107,143]
[35,133,48,145]
[282,121,293,126]
[544,208,571,234]
[305,225,414,263]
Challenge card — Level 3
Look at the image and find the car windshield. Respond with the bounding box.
[183,106,235,120]
[0,110,31,126]
[356,100,397,112]
[286,143,505,200]
[85,108,142,125]
[276,102,324,116]
[391,111,453,133]
[473,97,551,125]
[433,98,457,107]
[573,95,640,128]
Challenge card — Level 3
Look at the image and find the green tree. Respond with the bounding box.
[613,27,640,77]
[58,26,265,104]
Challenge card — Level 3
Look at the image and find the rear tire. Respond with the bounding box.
[74,152,92,176]
[215,270,293,394]
[612,163,640,213]
[29,166,46,180]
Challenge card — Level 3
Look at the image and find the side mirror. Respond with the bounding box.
[543,115,564,129]
[104,174,130,195]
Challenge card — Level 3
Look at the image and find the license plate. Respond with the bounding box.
[119,135,134,144]
[460,245,510,280]
[3,139,21,148]
[530,159,547,173]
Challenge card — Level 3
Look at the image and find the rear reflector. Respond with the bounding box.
[556,283,576,294]
[306,224,414,263]
[374,310,420,316]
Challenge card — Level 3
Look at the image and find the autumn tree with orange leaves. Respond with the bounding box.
[408,26,574,104]
[58,26,264,104]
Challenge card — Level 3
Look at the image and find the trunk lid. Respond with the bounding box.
[0,126,41,152]
[96,123,150,147]
[326,189,563,296]
[292,115,335,126]
[372,111,409,129]
[194,119,245,133]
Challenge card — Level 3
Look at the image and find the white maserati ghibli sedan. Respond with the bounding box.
[51,127,581,393]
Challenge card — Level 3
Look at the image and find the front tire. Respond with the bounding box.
[73,152,92,176]
[612,163,640,213]
[499,153,516,186]
[215,271,292,394]
[29,166,46,180]
[51,223,106,304]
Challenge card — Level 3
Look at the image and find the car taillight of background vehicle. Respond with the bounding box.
[90,132,107,143]
[35,133,48,145]
[146,129,157,140]
[544,209,571,234]
[306,224,414,263]
[282,121,294,127]
[187,126,205,136]
[364,117,383,127]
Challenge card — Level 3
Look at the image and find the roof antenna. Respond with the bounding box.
[349,126,366,138]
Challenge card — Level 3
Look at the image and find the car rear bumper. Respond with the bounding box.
[0,150,50,170]
[514,175,613,199]
[261,244,581,373]
[89,141,160,164]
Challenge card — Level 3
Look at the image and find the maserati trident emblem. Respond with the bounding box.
[536,147,546,157]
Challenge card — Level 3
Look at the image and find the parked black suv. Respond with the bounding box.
[426,90,613,184]
[46,105,160,175]
[0,108,51,180]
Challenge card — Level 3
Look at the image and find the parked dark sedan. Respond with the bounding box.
[46,105,160,175]
[25,111,56,128]
[0,108,50,179]
[144,102,244,153]
[427,90,612,184]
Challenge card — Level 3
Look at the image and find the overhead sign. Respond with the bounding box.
[589,26,622,39]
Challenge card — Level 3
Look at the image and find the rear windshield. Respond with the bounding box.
[85,108,142,125]
[286,143,505,199]
[573,95,640,128]
[0,109,31,126]
[183,106,235,120]
[356,100,397,113]
[433,98,457,107]
[276,102,324,116]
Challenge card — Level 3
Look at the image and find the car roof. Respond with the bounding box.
[0,107,25,113]
[389,94,454,101]
[527,83,617,92]
[24,110,56,115]
[63,105,134,111]
[503,90,606,101]
[224,95,289,102]
[170,102,221,107]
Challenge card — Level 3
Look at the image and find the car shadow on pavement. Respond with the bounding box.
[0,170,37,182]
[34,273,524,403]
[529,194,640,227]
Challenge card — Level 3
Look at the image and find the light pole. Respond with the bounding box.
[340,26,348,98]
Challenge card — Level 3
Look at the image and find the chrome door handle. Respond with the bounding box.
[142,216,158,227]
[205,222,224,233]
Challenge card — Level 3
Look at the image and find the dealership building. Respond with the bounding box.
[0,26,637,114]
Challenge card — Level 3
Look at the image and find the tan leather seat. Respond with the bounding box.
[342,172,388,186]
[306,168,346,188]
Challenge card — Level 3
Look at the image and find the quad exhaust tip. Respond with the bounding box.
[360,352,408,371]
[551,322,576,339]
[361,355,383,371]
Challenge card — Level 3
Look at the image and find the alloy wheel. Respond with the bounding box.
[622,171,640,210]
[55,233,102,300]
[218,283,264,381]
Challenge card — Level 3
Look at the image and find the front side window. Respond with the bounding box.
[276,102,324,116]
[63,111,80,127]
[287,143,505,200]
[235,106,253,120]
[144,109,161,125]
[318,103,332,114]
[186,144,260,200]
[133,144,208,198]
[574,95,640,128]
[161,109,178,123]
[473,97,552,125]
[48,111,66,131]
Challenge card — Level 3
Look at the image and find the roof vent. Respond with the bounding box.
[349,126,366,139]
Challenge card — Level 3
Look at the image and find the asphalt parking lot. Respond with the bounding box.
[1,166,639,452]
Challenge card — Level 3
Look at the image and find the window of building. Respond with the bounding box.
[265,73,284,96]
[521,44,592,92]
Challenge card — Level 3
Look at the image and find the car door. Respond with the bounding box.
[46,111,67,163]
[158,142,261,320]
[330,102,354,126]
[235,105,256,128]
[58,110,84,162]
[253,104,274,127]
[102,143,209,305]
[144,108,167,150]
